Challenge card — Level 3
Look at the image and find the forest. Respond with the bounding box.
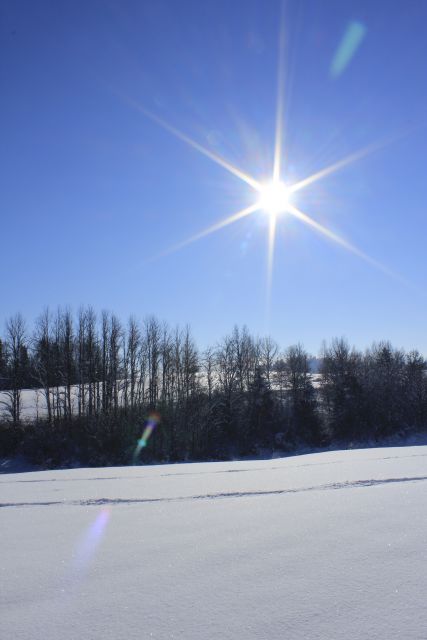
[1,307,426,468]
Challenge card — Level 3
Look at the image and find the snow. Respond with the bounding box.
[1,446,426,639]
[0,375,324,422]
[0,385,93,421]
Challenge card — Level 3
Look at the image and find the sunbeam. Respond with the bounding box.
[266,212,278,323]
[288,124,421,194]
[286,203,401,280]
[273,6,287,182]
[158,203,260,258]
[264,3,287,324]
[288,140,386,194]
[126,97,262,191]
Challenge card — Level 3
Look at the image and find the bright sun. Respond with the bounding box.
[136,11,394,305]
[258,180,290,216]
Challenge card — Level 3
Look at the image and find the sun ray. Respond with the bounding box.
[287,125,421,195]
[290,124,423,194]
[273,4,286,182]
[125,97,262,191]
[266,212,278,323]
[288,140,387,193]
[157,203,260,258]
[286,203,401,279]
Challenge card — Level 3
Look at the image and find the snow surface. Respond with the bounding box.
[1,446,426,639]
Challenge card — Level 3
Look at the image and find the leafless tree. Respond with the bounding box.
[33,309,53,424]
[0,313,26,424]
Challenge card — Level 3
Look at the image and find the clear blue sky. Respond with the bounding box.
[1,0,427,354]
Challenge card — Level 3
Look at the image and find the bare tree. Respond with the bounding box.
[61,307,74,418]
[202,346,215,402]
[33,309,53,424]
[109,314,122,414]
[260,336,278,389]
[126,316,141,410]
[145,316,161,409]
[0,314,26,424]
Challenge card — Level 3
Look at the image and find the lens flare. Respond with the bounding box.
[330,21,367,78]
[73,507,111,571]
[133,412,161,461]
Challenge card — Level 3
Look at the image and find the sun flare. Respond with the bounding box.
[258,180,290,216]
[131,5,402,322]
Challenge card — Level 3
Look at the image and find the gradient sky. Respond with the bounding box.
[1,0,427,354]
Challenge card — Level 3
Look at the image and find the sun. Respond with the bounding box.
[258,180,290,216]
[131,9,397,302]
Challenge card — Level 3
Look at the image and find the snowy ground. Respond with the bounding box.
[1,446,426,639]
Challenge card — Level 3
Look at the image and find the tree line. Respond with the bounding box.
[0,307,426,467]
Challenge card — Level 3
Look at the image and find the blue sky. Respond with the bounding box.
[1,0,427,354]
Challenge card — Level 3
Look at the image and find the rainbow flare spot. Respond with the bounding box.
[133,412,161,461]
[73,507,111,571]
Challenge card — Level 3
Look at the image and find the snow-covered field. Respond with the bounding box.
[0,385,97,421]
[1,446,426,639]
[0,387,72,421]
[0,374,324,421]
